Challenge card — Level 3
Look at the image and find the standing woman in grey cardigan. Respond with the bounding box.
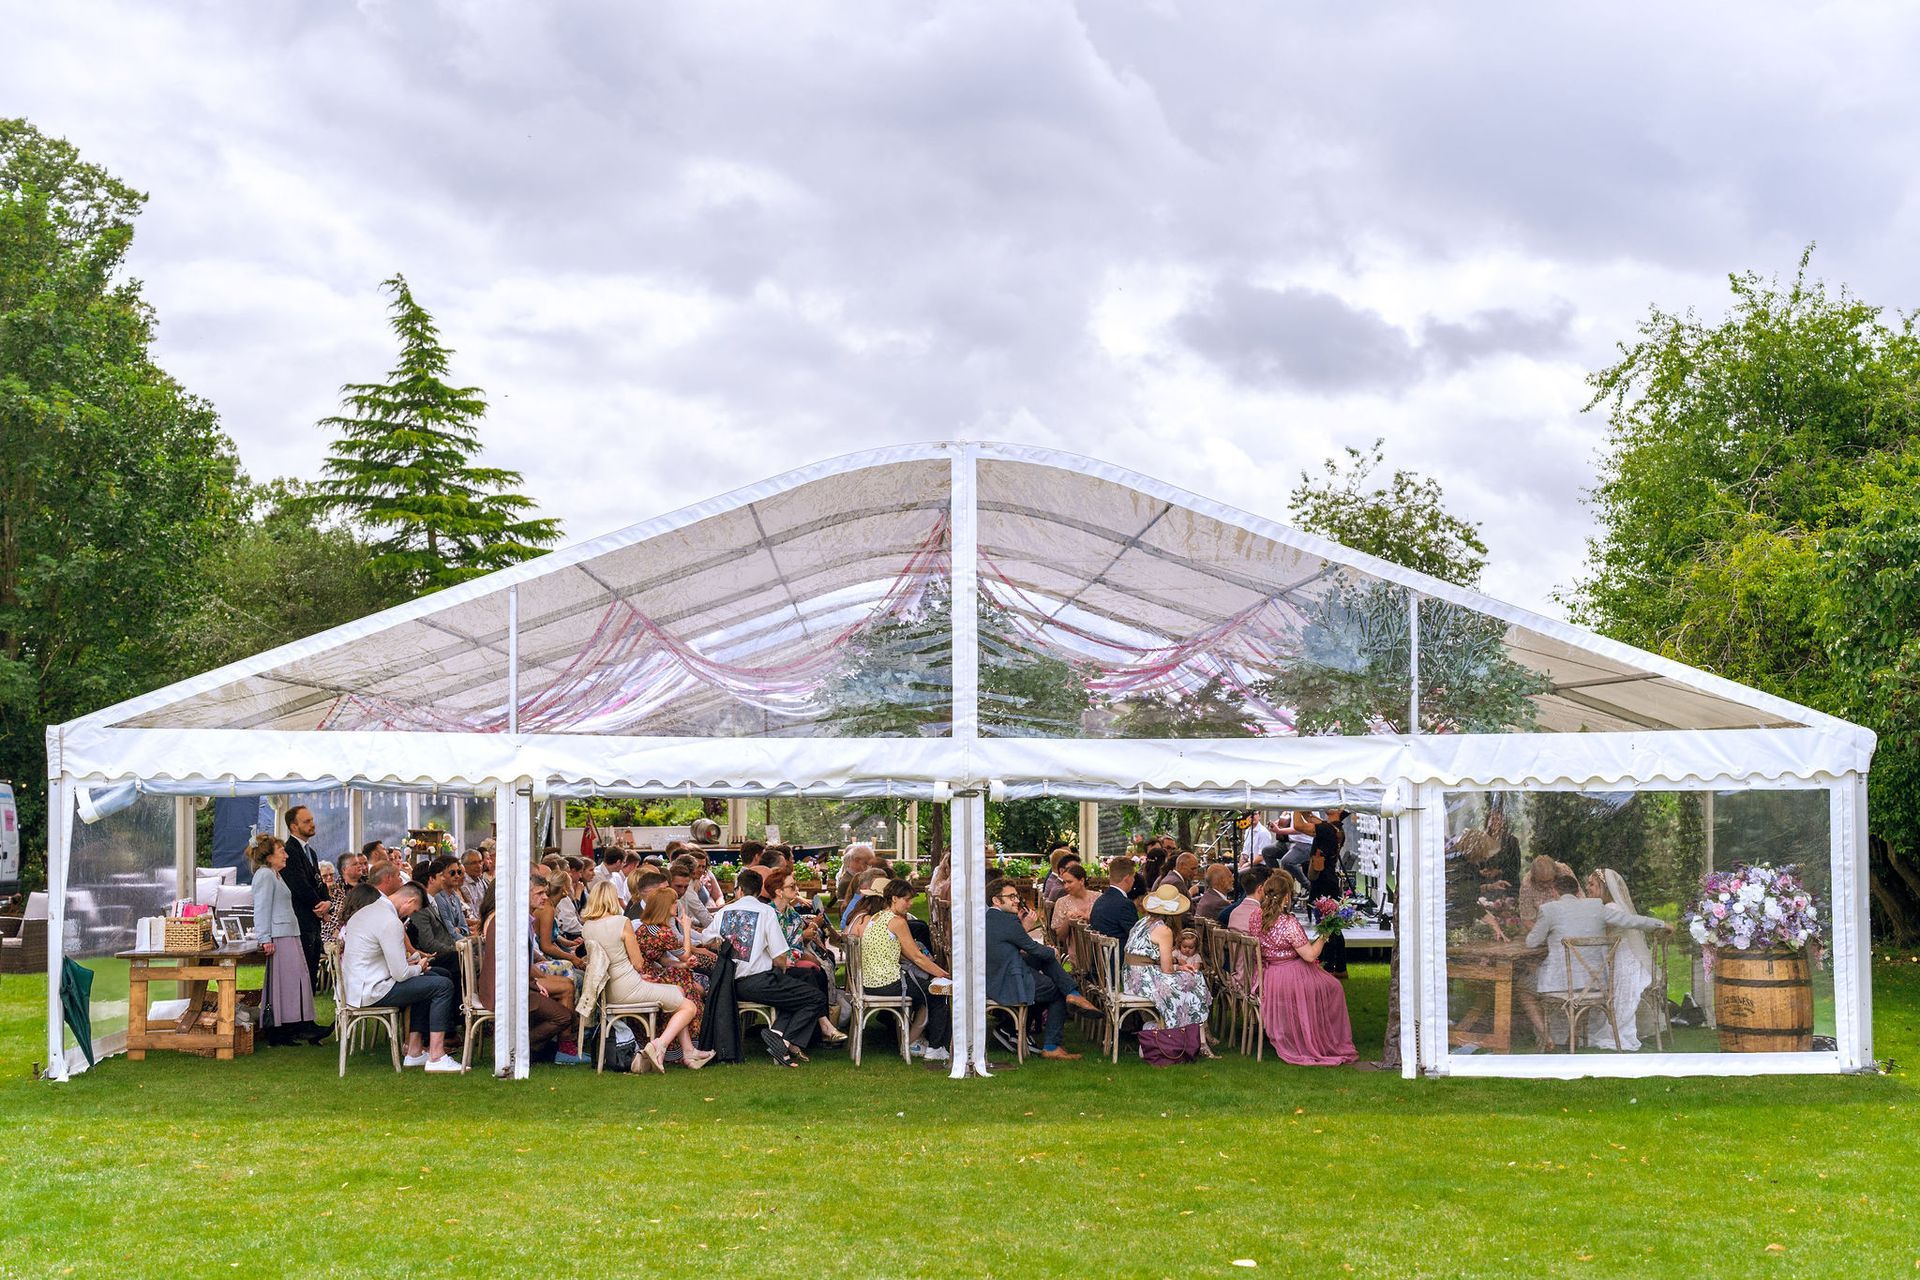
[250,834,320,1045]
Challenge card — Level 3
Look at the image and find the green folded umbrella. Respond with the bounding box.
[60,958,94,1067]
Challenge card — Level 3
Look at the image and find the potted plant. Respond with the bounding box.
[1685,863,1822,1052]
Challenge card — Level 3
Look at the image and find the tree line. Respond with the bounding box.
[6,119,1920,936]
[1,120,559,874]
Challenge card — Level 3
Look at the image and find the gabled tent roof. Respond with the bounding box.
[53,442,1871,793]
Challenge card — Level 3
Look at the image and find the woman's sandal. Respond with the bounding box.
[642,1038,668,1075]
[683,1047,716,1070]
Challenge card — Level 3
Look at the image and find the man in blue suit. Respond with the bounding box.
[1087,855,1140,941]
[985,878,1097,1060]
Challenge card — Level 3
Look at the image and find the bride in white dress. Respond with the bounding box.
[1585,868,1670,1050]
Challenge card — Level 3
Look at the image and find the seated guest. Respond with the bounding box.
[698,868,825,1066]
[624,869,668,921]
[342,880,462,1071]
[579,882,711,1073]
[670,857,713,932]
[834,844,875,910]
[1192,864,1234,923]
[765,868,849,1046]
[323,849,370,953]
[1049,862,1097,934]
[1088,857,1140,941]
[1038,846,1077,906]
[853,878,951,1061]
[493,876,584,1062]
[533,869,586,988]
[1254,869,1356,1066]
[404,864,464,987]
[840,867,891,929]
[987,878,1097,1060]
[423,855,470,941]
[1155,851,1200,894]
[1524,871,1669,1051]
[738,840,767,871]
[1122,885,1215,1064]
[1227,867,1269,932]
[460,850,491,914]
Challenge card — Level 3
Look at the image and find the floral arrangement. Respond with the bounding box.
[1311,895,1364,938]
[1685,863,1822,959]
[1472,891,1525,942]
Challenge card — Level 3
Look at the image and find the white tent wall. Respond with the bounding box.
[43,442,1878,1082]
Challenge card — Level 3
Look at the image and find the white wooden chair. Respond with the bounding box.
[580,939,661,1073]
[454,936,494,1071]
[327,940,404,1077]
[844,935,912,1065]
[1549,936,1622,1053]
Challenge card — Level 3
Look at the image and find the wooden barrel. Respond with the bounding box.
[1714,947,1813,1052]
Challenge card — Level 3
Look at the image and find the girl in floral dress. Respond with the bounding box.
[632,887,703,1037]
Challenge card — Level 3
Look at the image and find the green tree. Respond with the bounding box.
[1573,252,1920,939]
[169,479,401,672]
[1289,438,1488,587]
[309,274,560,592]
[0,119,242,878]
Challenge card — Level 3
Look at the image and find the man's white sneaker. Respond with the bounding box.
[402,1052,430,1068]
[920,1046,950,1062]
[424,1055,464,1074]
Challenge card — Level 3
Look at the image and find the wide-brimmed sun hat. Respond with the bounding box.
[1141,886,1191,916]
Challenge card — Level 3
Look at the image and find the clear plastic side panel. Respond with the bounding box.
[975,459,1410,737]
[282,788,352,871]
[362,792,410,854]
[66,794,176,1051]
[461,796,497,849]
[1416,599,1552,732]
[1444,788,1835,1057]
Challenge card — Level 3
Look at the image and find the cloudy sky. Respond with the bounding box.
[9,2,1919,616]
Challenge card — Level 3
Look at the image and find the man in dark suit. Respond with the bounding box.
[282,805,330,1007]
[986,879,1097,1060]
[1088,856,1140,941]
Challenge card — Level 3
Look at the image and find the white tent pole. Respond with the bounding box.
[45,774,74,1081]
[726,798,749,845]
[347,790,364,862]
[948,789,988,1078]
[903,801,919,869]
[173,796,196,902]
[1834,777,1872,1070]
[1394,796,1420,1078]
[1417,783,1449,1074]
[1078,801,1099,857]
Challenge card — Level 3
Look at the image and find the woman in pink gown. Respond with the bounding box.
[1256,870,1357,1066]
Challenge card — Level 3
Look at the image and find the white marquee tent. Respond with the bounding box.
[45,442,1875,1080]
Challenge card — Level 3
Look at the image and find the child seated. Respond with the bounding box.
[1174,928,1204,973]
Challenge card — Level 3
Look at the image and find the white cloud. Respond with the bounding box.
[7,0,1920,620]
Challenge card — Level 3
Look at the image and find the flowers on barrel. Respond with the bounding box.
[1685,864,1822,967]
[1311,895,1364,938]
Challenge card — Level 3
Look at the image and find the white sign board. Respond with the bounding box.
[0,782,18,887]
[1352,811,1384,878]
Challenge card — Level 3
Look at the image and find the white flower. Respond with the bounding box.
[1689,919,1709,944]
[1764,900,1785,920]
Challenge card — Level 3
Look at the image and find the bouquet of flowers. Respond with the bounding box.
[1311,895,1364,938]
[1685,863,1822,962]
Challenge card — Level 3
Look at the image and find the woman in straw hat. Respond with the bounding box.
[1120,884,1215,1065]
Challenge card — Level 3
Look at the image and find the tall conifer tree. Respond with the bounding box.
[310,274,559,590]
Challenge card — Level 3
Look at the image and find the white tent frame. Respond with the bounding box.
[44,441,1875,1081]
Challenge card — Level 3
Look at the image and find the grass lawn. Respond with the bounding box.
[2,959,1918,1278]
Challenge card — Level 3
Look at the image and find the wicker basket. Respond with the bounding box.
[163,915,213,953]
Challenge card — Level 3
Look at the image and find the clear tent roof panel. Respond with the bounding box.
[95,444,1834,748]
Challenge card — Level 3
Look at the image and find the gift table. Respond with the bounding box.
[116,942,265,1061]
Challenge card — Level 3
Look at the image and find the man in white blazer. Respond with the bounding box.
[341,881,462,1072]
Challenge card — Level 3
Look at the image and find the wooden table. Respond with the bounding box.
[1446,939,1545,1053]
[117,943,264,1061]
